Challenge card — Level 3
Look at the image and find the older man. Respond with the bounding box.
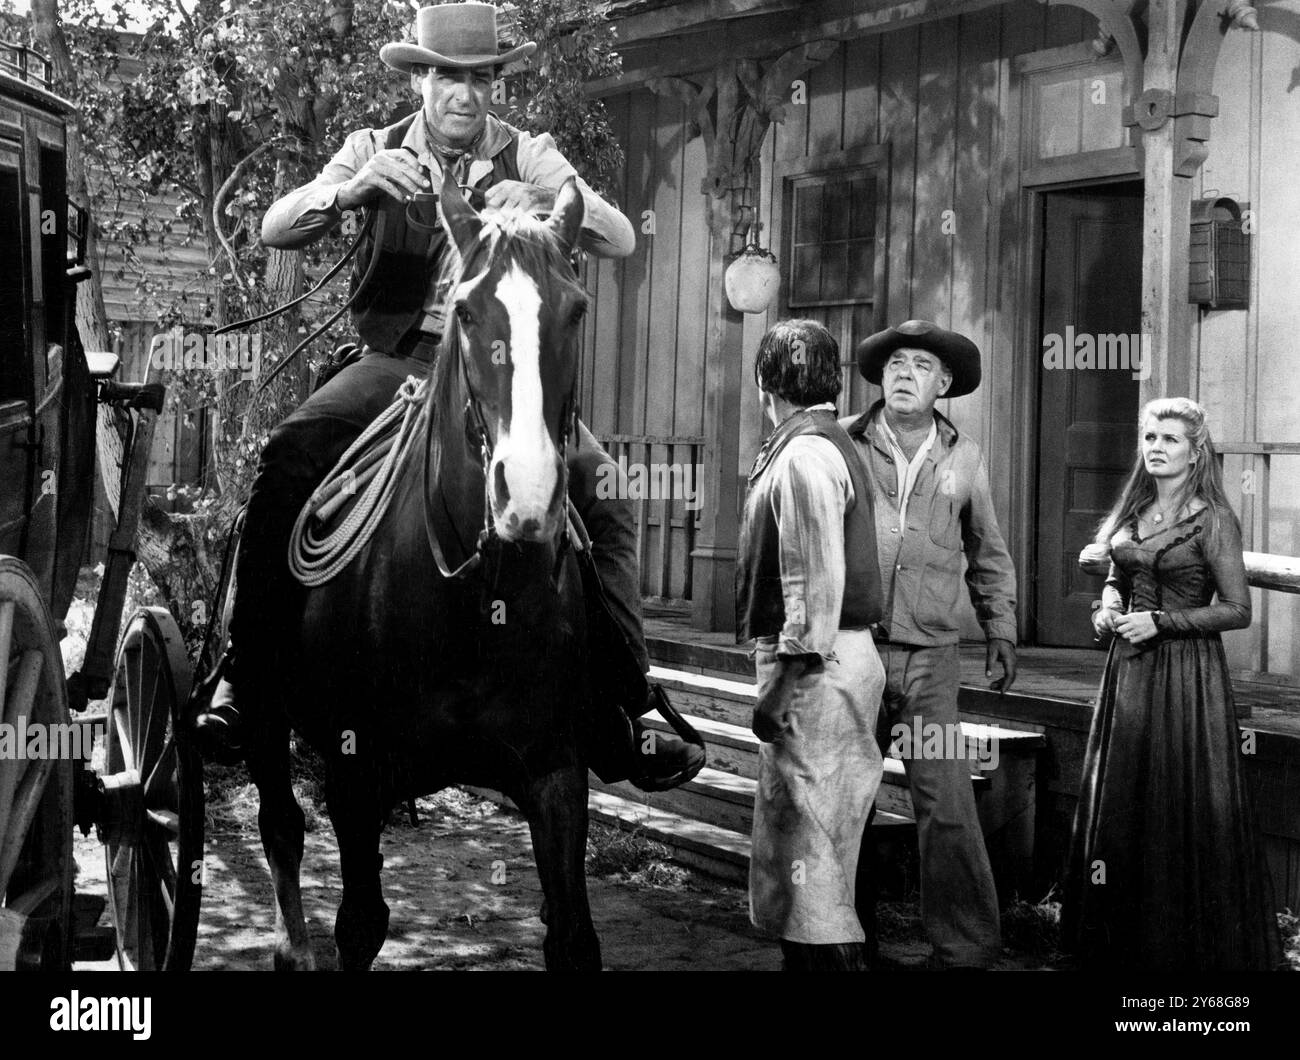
[737,320,886,972]
[195,2,703,792]
[842,319,1018,970]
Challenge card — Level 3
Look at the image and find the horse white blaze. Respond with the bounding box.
[491,263,559,537]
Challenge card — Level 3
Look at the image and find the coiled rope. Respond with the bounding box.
[288,375,429,586]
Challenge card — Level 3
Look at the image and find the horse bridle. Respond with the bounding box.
[422,315,580,581]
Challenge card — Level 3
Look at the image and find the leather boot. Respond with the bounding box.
[780,940,869,972]
[193,663,245,765]
[628,686,705,792]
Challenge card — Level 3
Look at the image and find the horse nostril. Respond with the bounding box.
[494,461,510,505]
[519,517,540,537]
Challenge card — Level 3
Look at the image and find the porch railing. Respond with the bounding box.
[1218,443,1300,677]
[595,433,704,610]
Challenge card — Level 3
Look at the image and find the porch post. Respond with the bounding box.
[692,233,746,633]
[1138,0,1194,405]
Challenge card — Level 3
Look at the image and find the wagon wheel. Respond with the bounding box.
[0,556,74,971]
[102,607,203,971]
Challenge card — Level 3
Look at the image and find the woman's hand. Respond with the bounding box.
[1092,606,1119,637]
[1114,610,1159,644]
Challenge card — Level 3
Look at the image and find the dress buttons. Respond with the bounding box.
[890,527,898,534]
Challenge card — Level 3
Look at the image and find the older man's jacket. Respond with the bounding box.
[840,401,1017,647]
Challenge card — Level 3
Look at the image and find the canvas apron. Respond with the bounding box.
[749,628,886,944]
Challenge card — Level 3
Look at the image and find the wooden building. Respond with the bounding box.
[573,0,1300,908]
[580,0,1299,678]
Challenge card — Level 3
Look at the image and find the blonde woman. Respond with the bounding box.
[1062,398,1284,970]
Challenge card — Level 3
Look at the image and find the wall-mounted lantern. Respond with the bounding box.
[1189,196,1250,309]
[725,244,780,314]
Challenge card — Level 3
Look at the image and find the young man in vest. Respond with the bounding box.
[194,3,704,792]
[737,319,887,971]
[841,319,1018,969]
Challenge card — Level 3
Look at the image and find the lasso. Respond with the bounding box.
[288,376,429,586]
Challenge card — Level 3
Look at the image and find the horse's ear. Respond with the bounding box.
[548,177,585,255]
[439,167,482,256]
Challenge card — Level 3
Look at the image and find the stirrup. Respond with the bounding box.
[646,683,705,750]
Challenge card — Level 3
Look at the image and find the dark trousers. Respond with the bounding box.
[856,642,1002,968]
[228,350,647,679]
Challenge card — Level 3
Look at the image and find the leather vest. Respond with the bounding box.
[735,408,884,642]
[350,114,521,354]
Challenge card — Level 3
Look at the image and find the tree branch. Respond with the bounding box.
[210,137,295,293]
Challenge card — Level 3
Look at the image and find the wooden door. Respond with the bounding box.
[1035,182,1142,646]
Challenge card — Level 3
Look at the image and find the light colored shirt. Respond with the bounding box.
[842,402,1019,646]
[261,112,636,332]
[755,404,855,661]
[877,414,937,531]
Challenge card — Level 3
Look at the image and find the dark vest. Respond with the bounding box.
[350,114,522,354]
[735,408,883,643]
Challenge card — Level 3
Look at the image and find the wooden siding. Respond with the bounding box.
[586,0,1097,620]
[593,0,1300,683]
[581,87,712,601]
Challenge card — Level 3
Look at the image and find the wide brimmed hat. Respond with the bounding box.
[381,3,536,74]
[855,319,982,397]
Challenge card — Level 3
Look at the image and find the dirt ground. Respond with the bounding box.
[73,781,1075,972]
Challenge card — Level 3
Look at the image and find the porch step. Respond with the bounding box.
[621,714,992,829]
[643,666,1046,896]
[586,789,915,886]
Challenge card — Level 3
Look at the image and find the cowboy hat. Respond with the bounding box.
[855,319,982,397]
[380,2,537,74]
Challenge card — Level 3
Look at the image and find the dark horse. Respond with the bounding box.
[246,174,604,971]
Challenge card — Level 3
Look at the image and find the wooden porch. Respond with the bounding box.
[589,613,1300,912]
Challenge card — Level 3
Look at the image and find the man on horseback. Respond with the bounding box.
[195,1,704,793]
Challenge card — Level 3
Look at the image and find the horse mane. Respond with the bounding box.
[433,206,588,327]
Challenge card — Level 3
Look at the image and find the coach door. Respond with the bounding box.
[1034,181,1142,647]
[0,139,31,557]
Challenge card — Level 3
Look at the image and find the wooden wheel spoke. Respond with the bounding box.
[112,703,135,773]
[147,808,180,837]
[143,734,177,805]
[129,640,146,753]
[144,829,178,905]
[2,649,43,727]
[0,757,54,899]
[138,645,167,771]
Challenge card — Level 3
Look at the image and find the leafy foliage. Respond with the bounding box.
[3,0,625,497]
[502,0,624,199]
[1,0,626,642]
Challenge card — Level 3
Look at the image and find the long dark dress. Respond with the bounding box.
[1061,505,1284,970]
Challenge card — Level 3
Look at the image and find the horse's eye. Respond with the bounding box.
[569,303,588,326]
[455,303,474,326]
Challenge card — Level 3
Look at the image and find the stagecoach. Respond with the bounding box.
[0,43,206,971]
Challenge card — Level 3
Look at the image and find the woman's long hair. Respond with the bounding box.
[1095,397,1239,550]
